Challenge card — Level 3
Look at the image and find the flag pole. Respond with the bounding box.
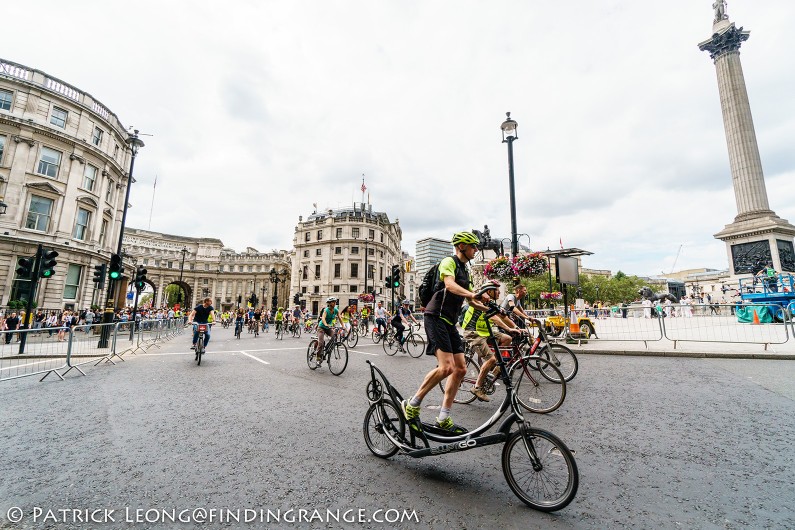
[148,174,157,230]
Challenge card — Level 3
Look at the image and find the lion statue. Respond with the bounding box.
[639,286,679,304]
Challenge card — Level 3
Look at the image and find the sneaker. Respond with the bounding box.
[470,386,490,402]
[435,417,467,434]
[401,399,421,421]
[190,345,195,350]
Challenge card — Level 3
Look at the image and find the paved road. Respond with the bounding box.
[0,325,793,529]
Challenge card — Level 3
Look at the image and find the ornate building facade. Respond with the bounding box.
[122,228,291,311]
[0,58,133,310]
[291,203,402,315]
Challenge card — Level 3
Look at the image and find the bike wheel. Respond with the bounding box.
[438,355,480,404]
[328,342,349,376]
[359,322,369,337]
[502,428,579,512]
[196,336,204,365]
[405,333,426,358]
[371,329,382,344]
[382,335,399,356]
[363,401,405,459]
[294,325,302,338]
[345,328,358,348]
[306,340,319,370]
[510,357,565,414]
[537,344,578,382]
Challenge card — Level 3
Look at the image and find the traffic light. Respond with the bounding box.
[108,253,123,280]
[391,265,401,288]
[93,263,107,289]
[385,275,392,288]
[293,293,300,304]
[134,266,148,291]
[16,256,35,279]
[237,294,242,305]
[39,249,58,278]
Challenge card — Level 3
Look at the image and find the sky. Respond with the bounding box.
[4,0,794,277]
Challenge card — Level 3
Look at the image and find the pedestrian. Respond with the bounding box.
[4,312,20,344]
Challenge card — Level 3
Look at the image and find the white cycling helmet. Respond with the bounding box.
[326,297,337,303]
[481,280,501,292]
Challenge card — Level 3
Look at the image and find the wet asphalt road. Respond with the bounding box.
[0,325,793,529]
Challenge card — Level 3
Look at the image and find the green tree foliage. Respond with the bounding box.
[519,272,647,307]
[164,284,183,306]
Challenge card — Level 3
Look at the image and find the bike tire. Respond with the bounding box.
[510,357,566,414]
[363,401,404,459]
[306,339,319,370]
[405,333,426,358]
[371,329,382,344]
[438,355,480,404]
[196,335,204,365]
[537,344,578,382]
[383,336,399,356]
[328,342,349,376]
[502,428,579,512]
[345,328,358,348]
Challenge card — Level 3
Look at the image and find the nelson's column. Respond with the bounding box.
[698,1,795,276]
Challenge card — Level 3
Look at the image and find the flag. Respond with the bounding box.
[153,174,157,189]
[361,182,367,193]
[559,237,563,249]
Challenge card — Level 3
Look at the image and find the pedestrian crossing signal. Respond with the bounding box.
[16,257,35,279]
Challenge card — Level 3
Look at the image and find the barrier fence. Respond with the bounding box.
[553,302,794,350]
[1,318,185,383]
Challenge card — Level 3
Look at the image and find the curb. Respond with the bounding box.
[572,349,795,360]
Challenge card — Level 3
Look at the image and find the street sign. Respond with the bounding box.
[126,292,134,300]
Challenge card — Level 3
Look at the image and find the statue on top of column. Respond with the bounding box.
[712,0,728,23]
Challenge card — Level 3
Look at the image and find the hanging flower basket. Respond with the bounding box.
[484,256,515,281]
[540,291,563,300]
[512,252,548,277]
[358,293,374,303]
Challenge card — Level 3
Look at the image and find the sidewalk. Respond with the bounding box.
[564,335,795,360]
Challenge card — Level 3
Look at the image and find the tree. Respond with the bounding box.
[164,284,183,306]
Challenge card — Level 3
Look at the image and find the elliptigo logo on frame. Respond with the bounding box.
[429,439,477,455]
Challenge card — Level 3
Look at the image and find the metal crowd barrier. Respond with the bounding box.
[1,318,184,383]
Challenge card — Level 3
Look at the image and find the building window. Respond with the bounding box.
[380,266,383,280]
[248,265,252,272]
[99,219,108,246]
[105,180,115,203]
[0,135,5,164]
[143,258,149,266]
[316,248,322,256]
[381,234,384,242]
[335,247,342,255]
[350,263,359,278]
[50,107,68,128]
[313,286,320,294]
[334,263,341,278]
[168,261,174,268]
[333,285,340,293]
[204,264,210,271]
[302,267,308,280]
[203,278,209,285]
[305,232,310,242]
[73,208,91,240]
[37,147,62,178]
[351,246,359,254]
[25,195,54,231]
[369,229,375,239]
[317,230,323,240]
[92,126,104,146]
[349,285,357,293]
[303,250,309,258]
[315,264,321,278]
[83,164,98,191]
[335,227,342,238]
[0,89,12,111]
[301,286,307,294]
[369,248,375,256]
[113,143,119,159]
[352,227,360,238]
[63,264,82,300]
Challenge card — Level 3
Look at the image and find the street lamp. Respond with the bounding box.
[177,246,188,304]
[269,267,287,308]
[99,129,144,347]
[355,234,374,298]
[501,112,519,258]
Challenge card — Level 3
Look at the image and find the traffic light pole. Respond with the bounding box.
[18,244,43,355]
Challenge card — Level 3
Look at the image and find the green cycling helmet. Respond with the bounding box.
[451,231,480,246]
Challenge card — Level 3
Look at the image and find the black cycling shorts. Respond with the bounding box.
[423,314,464,356]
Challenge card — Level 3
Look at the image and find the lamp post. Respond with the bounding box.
[269,267,287,308]
[99,130,144,348]
[177,246,188,305]
[261,286,267,309]
[501,112,519,258]
[355,235,374,299]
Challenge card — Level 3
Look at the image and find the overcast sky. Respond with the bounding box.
[5,1,794,276]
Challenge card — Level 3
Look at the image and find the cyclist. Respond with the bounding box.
[315,297,340,362]
[501,283,532,328]
[291,305,302,332]
[234,309,245,336]
[188,298,216,353]
[275,307,284,334]
[253,308,262,331]
[339,304,354,340]
[374,301,388,337]
[361,305,370,326]
[462,280,523,402]
[401,231,487,433]
[392,299,419,352]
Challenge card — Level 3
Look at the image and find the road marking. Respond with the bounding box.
[240,350,270,365]
[350,349,379,356]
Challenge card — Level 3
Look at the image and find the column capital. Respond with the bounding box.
[698,24,750,61]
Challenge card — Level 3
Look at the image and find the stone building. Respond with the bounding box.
[122,227,291,312]
[291,202,402,315]
[0,58,134,310]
